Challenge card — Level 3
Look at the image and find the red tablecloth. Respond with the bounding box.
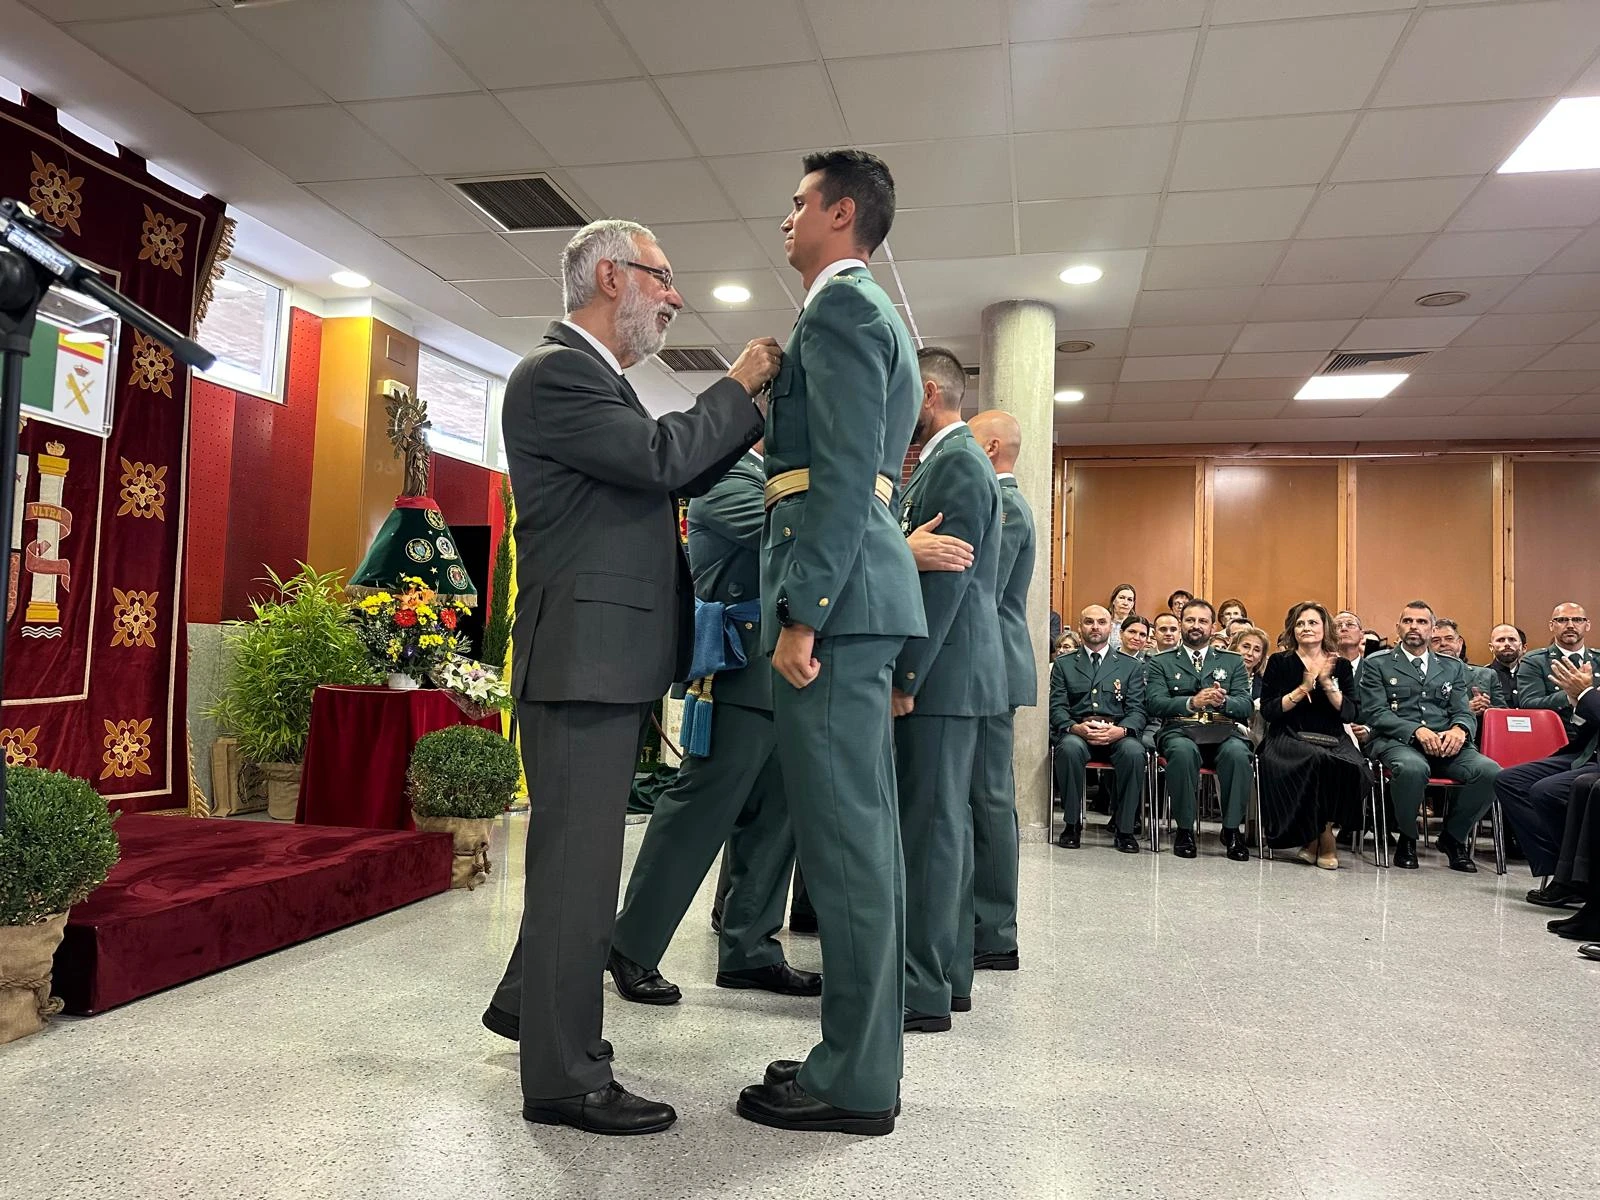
[296,685,502,829]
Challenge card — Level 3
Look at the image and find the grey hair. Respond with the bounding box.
[561,219,656,313]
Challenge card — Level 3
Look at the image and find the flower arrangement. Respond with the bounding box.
[350,577,470,682]
[432,653,512,719]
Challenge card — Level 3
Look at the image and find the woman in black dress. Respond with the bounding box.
[1260,601,1370,869]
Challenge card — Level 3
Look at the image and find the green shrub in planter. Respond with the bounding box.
[409,725,521,820]
[0,767,121,926]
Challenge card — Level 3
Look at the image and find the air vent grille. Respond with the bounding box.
[1319,349,1431,375]
[657,347,729,372]
[453,175,587,231]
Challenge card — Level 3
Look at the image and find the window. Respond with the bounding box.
[419,348,491,463]
[196,261,285,399]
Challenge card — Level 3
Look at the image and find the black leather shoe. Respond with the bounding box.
[1548,913,1581,933]
[523,1082,676,1135]
[606,949,681,1005]
[1550,908,1600,940]
[716,961,822,996]
[904,1010,952,1033]
[1056,824,1082,849]
[1580,943,1600,961]
[951,995,972,1012]
[737,1079,894,1135]
[1173,829,1197,859]
[1393,835,1419,870]
[973,949,1019,971]
[1223,827,1250,862]
[788,911,818,934]
[1527,880,1585,908]
[1114,831,1141,854]
[1436,832,1477,873]
[481,1004,518,1042]
[762,1062,902,1115]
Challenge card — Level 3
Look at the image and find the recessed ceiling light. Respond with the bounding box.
[1415,291,1469,307]
[711,284,751,304]
[1054,389,1085,403]
[1295,374,1407,401]
[331,270,371,289]
[1058,265,1103,286]
[1056,339,1096,354]
[1500,97,1600,173]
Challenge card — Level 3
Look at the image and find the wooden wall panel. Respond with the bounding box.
[1353,458,1496,648]
[1509,459,1600,641]
[1065,462,1195,625]
[1211,462,1340,638]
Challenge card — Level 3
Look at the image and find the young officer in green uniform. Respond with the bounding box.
[893,349,1005,1032]
[1360,601,1500,872]
[1145,599,1254,861]
[608,446,821,1004]
[1050,605,1148,854]
[736,150,926,1138]
[965,410,1036,973]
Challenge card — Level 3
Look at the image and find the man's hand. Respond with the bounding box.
[727,337,783,396]
[1192,684,1226,711]
[891,688,916,718]
[906,513,974,573]
[773,623,820,689]
[1550,655,1594,705]
[1350,723,1370,745]
[1414,726,1444,756]
[1468,688,1491,714]
[1438,726,1467,757]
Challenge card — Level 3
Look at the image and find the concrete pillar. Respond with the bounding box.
[979,300,1055,839]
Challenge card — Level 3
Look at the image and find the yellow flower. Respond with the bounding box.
[419,633,444,648]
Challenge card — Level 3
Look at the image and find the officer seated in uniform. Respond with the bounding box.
[1049,604,1148,853]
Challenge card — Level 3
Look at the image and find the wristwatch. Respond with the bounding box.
[776,595,794,629]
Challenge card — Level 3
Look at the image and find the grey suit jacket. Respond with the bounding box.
[503,321,763,704]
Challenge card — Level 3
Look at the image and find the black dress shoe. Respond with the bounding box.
[951,995,972,1013]
[1527,880,1585,908]
[1223,827,1250,862]
[973,949,1019,971]
[1173,829,1197,859]
[1550,908,1600,940]
[904,1010,952,1033]
[1580,943,1600,961]
[1548,912,1581,933]
[763,1062,902,1115]
[606,949,681,1005]
[523,1082,676,1135]
[481,1004,518,1042]
[1056,824,1082,849]
[788,911,819,934]
[1436,832,1477,873]
[736,1079,894,1136]
[715,961,822,996]
[1393,835,1419,870]
[1114,831,1141,854]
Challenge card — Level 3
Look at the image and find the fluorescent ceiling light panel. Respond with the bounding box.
[1054,389,1085,403]
[711,284,751,304]
[1295,373,1407,401]
[1499,97,1600,174]
[331,270,371,289]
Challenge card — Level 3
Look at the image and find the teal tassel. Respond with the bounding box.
[682,677,713,757]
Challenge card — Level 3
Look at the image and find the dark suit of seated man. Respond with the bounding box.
[1049,605,1147,854]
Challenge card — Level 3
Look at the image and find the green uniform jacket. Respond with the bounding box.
[1049,648,1146,741]
[1464,663,1505,708]
[686,450,769,712]
[996,477,1038,709]
[1516,646,1600,735]
[761,267,925,650]
[1359,648,1476,750]
[894,425,1006,717]
[1144,647,1254,738]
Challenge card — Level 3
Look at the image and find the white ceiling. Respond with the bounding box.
[7,0,1600,442]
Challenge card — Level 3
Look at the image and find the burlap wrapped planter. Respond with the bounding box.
[412,814,493,890]
[0,913,68,1044]
[260,762,303,822]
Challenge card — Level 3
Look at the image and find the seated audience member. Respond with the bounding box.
[1151,612,1182,654]
[1050,609,1063,646]
[1486,624,1526,709]
[1333,610,1372,747]
[1146,599,1254,862]
[1358,601,1500,872]
[1167,589,1193,619]
[1229,625,1271,745]
[1049,606,1147,853]
[1431,617,1503,713]
[1118,615,1152,661]
[1259,602,1368,870]
[1361,629,1388,657]
[1055,629,1081,658]
[1496,651,1600,907]
[1106,583,1137,652]
[1545,754,1600,950]
[1225,617,1254,642]
[1217,598,1250,628]
[1517,603,1600,718]
[1209,629,1230,651]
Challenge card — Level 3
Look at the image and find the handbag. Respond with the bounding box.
[1168,718,1236,746]
[1292,730,1343,749]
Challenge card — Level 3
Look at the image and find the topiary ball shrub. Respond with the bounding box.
[0,767,121,926]
[408,725,521,820]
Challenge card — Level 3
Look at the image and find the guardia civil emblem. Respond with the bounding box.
[446,564,471,591]
[424,508,446,531]
[404,537,435,563]
[436,536,459,561]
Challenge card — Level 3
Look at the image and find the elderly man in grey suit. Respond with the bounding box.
[483,219,777,1136]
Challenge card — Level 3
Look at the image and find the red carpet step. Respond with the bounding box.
[53,815,453,1014]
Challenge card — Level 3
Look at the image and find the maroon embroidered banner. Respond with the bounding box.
[0,95,226,811]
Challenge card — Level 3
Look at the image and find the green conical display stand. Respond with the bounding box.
[350,496,478,606]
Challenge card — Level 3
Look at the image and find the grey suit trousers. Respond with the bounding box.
[491,699,650,1101]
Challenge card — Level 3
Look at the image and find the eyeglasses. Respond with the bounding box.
[621,260,674,291]
[1553,616,1590,625]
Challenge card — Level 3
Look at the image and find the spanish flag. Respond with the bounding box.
[57,329,107,366]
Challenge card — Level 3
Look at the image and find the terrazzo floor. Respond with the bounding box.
[3,814,1596,1199]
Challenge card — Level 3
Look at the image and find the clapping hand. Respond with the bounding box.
[1193,684,1227,711]
[1550,655,1594,705]
[1468,687,1491,714]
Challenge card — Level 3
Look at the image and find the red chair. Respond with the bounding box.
[1480,708,1571,876]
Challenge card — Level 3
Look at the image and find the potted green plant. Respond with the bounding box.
[0,768,120,1043]
[210,564,378,819]
[407,725,520,890]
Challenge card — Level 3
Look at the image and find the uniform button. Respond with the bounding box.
[818,597,829,607]
[907,671,916,680]
[744,622,754,630]
[783,526,792,537]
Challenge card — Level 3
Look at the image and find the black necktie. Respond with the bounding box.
[1412,656,1425,672]
[1571,653,1584,668]
[1091,651,1102,670]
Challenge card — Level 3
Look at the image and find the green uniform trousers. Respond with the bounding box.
[1374,743,1499,842]
[773,633,906,1115]
[1055,732,1148,835]
[897,712,980,1019]
[970,710,1020,957]
[1160,734,1251,830]
[612,701,794,974]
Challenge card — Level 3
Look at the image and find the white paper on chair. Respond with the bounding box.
[1506,716,1533,733]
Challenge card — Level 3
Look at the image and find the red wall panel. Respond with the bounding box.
[186,379,236,624]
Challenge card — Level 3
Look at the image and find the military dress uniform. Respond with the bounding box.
[1145,646,1254,836]
[1049,645,1148,841]
[1517,645,1600,724]
[969,473,1036,962]
[611,451,799,979]
[758,263,926,1118]
[1359,649,1500,845]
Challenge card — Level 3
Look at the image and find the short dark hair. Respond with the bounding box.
[1121,614,1151,635]
[1434,617,1460,634]
[1517,626,1528,643]
[1154,612,1179,626]
[1167,589,1192,607]
[1403,599,1434,616]
[1217,597,1249,619]
[801,149,896,253]
[1181,597,1215,620]
[916,346,966,410]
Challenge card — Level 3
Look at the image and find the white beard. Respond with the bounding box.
[616,276,673,363]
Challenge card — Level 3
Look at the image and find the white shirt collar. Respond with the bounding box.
[918,419,966,462]
[803,258,868,310]
[559,319,623,376]
[746,448,763,463]
[996,471,1016,481]
[1555,644,1588,656]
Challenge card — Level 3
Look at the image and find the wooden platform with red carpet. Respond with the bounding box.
[52,815,454,1014]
